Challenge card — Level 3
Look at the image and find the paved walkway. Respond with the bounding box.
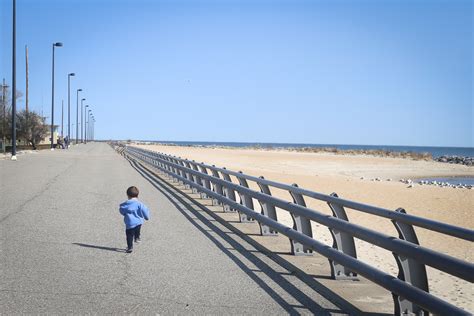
[0,143,386,314]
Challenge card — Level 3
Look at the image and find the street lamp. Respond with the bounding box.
[61,100,64,137]
[67,73,75,145]
[76,88,82,144]
[50,42,63,150]
[81,98,86,143]
[91,116,95,141]
[87,110,92,141]
[86,109,91,143]
[11,0,17,160]
[84,105,89,143]
[89,110,92,142]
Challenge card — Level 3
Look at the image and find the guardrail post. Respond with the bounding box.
[183,160,194,190]
[149,152,157,167]
[169,157,180,183]
[288,184,313,256]
[327,193,358,280]
[235,171,256,223]
[210,166,223,206]
[171,157,180,179]
[165,156,175,182]
[221,168,237,212]
[163,156,171,172]
[158,154,167,173]
[198,164,212,199]
[189,161,202,194]
[257,176,278,236]
[175,157,185,185]
[391,208,429,316]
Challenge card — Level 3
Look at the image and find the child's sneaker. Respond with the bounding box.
[126,248,133,253]
[134,238,141,243]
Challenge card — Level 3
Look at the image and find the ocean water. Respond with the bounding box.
[418,177,474,186]
[147,140,474,158]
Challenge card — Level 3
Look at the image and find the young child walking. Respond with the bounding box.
[119,186,150,253]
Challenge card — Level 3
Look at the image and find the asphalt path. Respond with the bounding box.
[0,143,348,314]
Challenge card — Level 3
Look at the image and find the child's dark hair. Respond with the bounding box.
[127,186,139,198]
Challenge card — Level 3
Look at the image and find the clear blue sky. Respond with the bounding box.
[1,0,472,147]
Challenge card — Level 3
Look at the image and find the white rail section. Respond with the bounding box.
[121,145,473,316]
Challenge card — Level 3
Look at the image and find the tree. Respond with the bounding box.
[1,88,12,142]
[17,110,48,150]
[1,84,23,142]
[0,105,12,142]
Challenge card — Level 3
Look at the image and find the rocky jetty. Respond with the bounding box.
[435,155,473,166]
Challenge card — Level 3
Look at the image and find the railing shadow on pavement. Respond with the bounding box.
[125,156,391,316]
[72,243,126,253]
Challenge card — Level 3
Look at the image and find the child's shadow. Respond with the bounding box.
[72,243,126,253]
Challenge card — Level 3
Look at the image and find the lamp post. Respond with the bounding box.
[67,73,75,145]
[85,111,88,143]
[84,105,89,143]
[89,111,92,142]
[91,117,95,141]
[76,88,82,144]
[61,100,64,137]
[81,98,86,143]
[50,42,63,150]
[88,110,92,142]
[11,0,17,160]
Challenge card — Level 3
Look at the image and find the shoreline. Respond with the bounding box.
[132,141,474,164]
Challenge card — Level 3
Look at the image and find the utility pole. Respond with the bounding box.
[25,45,29,113]
[11,0,17,160]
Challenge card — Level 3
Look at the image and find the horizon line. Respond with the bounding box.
[116,139,474,150]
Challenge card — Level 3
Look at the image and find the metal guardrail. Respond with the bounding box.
[120,144,473,315]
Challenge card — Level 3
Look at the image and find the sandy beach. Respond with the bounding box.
[136,144,473,311]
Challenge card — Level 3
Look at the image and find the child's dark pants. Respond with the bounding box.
[125,225,141,249]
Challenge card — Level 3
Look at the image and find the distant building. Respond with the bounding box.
[39,125,59,145]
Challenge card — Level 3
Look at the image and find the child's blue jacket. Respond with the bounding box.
[119,198,150,229]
